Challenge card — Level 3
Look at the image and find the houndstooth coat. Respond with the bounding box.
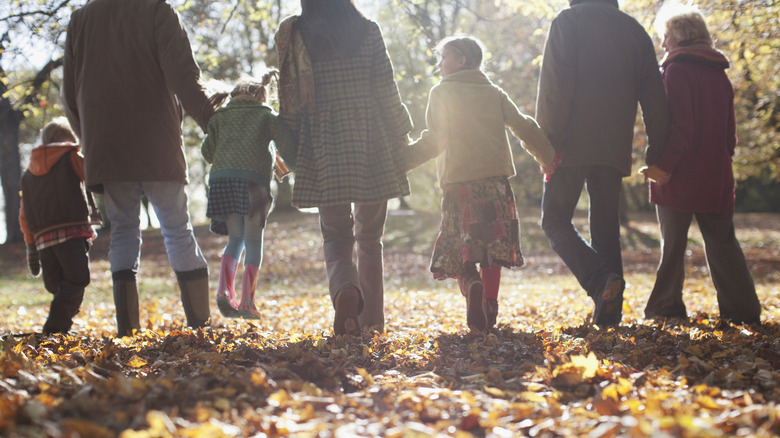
[290,21,412,208]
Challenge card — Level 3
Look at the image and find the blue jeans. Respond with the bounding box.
[541,166,623,297]
[103,182,207,273]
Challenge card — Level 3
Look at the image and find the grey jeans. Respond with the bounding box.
[318,202,388,331]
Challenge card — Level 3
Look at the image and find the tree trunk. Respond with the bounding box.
[0,89,23,244]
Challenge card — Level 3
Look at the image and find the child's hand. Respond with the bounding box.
[26,243,40,277]
[639,165,671,186]
[541,152,564,182]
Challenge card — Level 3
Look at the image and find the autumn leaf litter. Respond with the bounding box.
[1,210,779,437]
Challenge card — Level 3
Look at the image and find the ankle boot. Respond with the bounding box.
[43,280,86,335]
[113,269,140,337]
[176,267,210,329]
[458,269,486,334]
[333,286,361,336]
[237,264,261,319]
[216,254,240,317]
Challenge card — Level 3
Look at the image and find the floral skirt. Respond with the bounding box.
[206,178,273,235]
[431,176,523,280]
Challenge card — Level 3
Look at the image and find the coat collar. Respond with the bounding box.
[660,40,730,70]
[570,0,619,8]
[221,98,273,111]
[440,69,491,85]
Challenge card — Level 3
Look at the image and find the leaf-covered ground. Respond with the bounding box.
[1,209,779,437]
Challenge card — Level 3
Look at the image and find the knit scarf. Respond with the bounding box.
[660,39,730,70]
[275,15,315,117]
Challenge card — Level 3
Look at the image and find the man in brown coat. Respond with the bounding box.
[535,0,670,326]
[62,0,214,336]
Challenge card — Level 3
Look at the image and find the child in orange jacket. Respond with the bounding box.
[19,118,102,334]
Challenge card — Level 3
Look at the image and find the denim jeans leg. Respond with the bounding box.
[319,204,359,304]
[142,182,207,272]
[585,166,624,277]
[541,166,613,297]
[355,202,388,331]
[103,182,143,272]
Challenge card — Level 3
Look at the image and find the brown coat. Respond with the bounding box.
[535,0,669,176]
[62,0,213,190]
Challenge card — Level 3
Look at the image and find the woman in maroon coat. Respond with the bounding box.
[641,7,761,324]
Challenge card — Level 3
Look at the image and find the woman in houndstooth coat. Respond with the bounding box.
[281,0,412,335]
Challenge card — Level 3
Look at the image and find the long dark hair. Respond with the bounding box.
[298,0,370,60]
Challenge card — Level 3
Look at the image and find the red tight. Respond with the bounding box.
[481,265,501,300]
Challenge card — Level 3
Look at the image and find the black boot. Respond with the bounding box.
[113,269,140,337]
[176,267,210,329]
[43,280,86,335]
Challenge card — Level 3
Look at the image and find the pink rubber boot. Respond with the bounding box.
[216,254,240,317]
[237,264,261,319]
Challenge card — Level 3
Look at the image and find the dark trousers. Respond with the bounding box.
[645,205,761,323]
[541,165,624,297]
[39,238,90,331]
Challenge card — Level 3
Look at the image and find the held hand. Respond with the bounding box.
[26,243,41,277]
[541,152,564,182]
[640,165,671,186]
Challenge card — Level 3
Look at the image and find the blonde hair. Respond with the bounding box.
[655,3,712,46]
[41,117,77,145]
[208,69,280,110]
[437,35,485,70]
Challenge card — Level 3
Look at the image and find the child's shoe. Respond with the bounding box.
[466,280,487,333]
[42,313,73,335]
[458,270,487,334]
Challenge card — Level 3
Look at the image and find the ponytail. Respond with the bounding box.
[207,92,230,111]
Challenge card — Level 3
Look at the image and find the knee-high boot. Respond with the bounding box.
[113,269,140,337]
[237,264,261,319]
[176,267,210,329]
[216,254,239,317]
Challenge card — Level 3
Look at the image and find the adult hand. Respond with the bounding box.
[640,165,671,186]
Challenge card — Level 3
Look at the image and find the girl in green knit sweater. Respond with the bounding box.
[202,70,297,319]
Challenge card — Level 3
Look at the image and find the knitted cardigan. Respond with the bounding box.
[201,98,296,189]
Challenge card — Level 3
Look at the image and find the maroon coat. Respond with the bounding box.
[650,44,737,213]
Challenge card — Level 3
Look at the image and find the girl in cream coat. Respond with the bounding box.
[406,36,557,333]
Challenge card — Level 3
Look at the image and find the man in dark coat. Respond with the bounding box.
[535,0,670,325]
[62,0,215,336]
